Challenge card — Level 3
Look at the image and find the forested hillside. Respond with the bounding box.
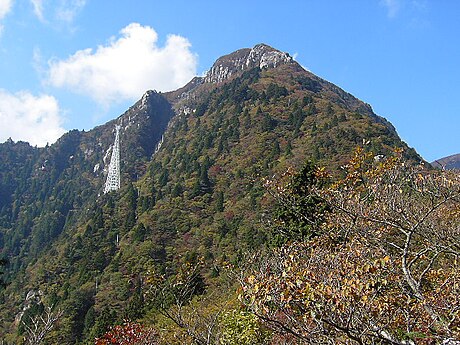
[0,44,440,344]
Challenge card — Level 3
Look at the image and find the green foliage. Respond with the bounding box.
[214,190,224,212]
[0,258,7,289]
[296,75,322,92]
[265,83,289,99]
[143,260,207,320]
[269,161,329,244]
[220,309,271,345]
[89,307,116,340]
[260,112,277,132]
[17,300,45,336]
[132,223,146,242]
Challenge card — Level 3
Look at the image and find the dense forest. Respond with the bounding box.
[0,44,457,344]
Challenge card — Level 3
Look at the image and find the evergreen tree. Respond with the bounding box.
[215,191,224,212]
[270,161,329,245]
[0,258,7,289]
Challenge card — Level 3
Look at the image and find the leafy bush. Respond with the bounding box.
[220,309,271,345]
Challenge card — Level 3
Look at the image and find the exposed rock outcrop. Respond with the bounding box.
[204,43,293,83]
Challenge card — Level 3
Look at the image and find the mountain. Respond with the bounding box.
[431,153,460,170]
[0,44,420,343]
[0,91,172,263]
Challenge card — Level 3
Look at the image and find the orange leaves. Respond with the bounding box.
[95,322,158,345]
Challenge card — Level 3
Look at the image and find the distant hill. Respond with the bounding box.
[0,43,421,343]
[431,153,460,170]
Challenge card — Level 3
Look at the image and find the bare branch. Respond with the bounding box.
[23,305,63,345]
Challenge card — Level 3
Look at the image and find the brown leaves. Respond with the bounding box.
[240,237,400,341]
[241,148,460,344]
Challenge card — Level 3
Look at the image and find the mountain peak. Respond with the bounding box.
[138,89,158,110]
[204,43,293,83]
[248,43,292,68]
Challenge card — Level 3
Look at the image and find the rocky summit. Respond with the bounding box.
[204,44,293,83]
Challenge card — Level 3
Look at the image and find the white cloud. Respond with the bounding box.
[30,0,45,22]
[46,23,198,105]
[30,0,85,24]
[0,0,12,33]
[381,0,401,18]
[56,0,85,23]
[0,90,66,146]
[0,0,12,19]
[290,52,310,72]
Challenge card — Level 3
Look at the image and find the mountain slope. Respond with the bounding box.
[0,90,172,268]
[137,43,419,268]
[431,153,460,170]
[0,44,421,343]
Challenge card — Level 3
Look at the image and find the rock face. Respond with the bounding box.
[204,43,293,83]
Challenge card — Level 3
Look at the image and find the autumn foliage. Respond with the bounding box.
[95,322,158,345]
[241,149,460,344]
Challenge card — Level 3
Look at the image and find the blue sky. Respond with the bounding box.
[0,0,458,162]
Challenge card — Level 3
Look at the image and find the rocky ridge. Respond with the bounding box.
[431,153,460,170]
[204,43,293,83]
